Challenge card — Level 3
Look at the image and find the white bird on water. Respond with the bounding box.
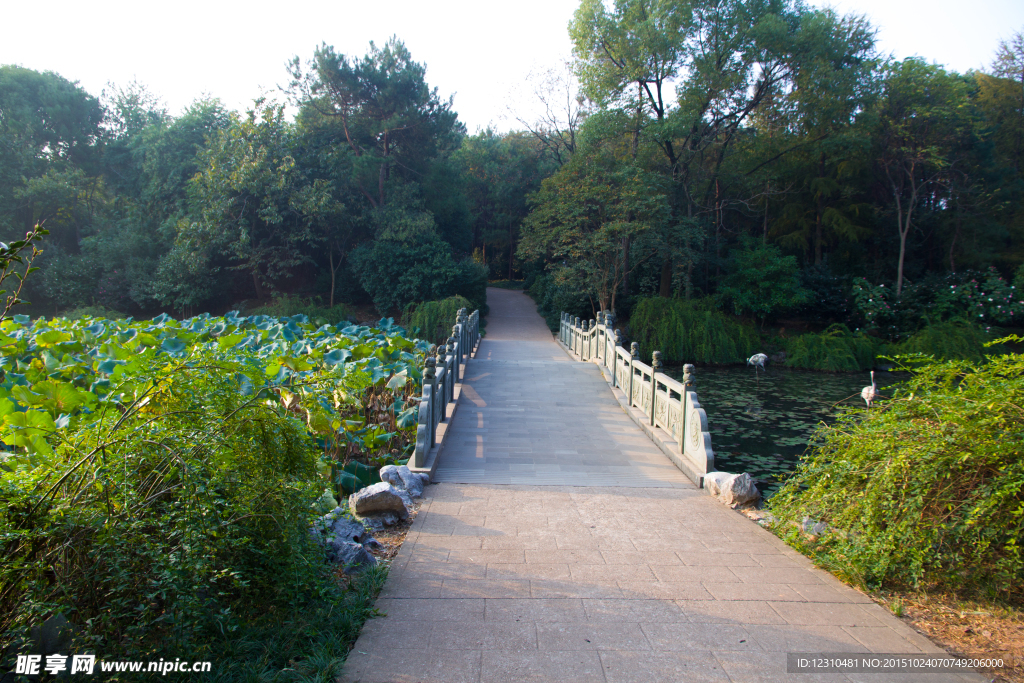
[861,370,880,407]
[747,353,768,370]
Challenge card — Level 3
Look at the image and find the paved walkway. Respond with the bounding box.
[341,289,978,683]
[433,289,690,487]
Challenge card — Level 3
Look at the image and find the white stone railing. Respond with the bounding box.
[559,311,715,484]
[413,308,480,468]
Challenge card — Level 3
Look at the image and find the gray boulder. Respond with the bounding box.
[333,541,378,573]
[703,471,732,497]
[311,507,384,569]
[704,471,760,506]
[397,465,425,497]
[379,465,403,488]
[379,464,428,498]
[349,482,410,520]
[362,511,402,530]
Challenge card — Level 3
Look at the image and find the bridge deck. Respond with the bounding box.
[341,289,974,683]
[433,288,690,487]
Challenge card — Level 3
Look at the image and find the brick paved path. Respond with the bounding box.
[340,289,979,683]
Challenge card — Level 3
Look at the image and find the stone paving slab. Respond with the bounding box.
[342,484,983,683]
[340,290,983,683]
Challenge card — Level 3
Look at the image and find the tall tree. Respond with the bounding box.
[182,102,338,299]
[875,59,972,296]
[288,38,464,210]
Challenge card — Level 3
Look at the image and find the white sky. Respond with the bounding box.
[2,0,1023,133]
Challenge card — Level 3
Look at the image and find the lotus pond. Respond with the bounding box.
[664,365,904,498]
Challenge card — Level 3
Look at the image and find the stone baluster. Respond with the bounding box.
[452,324,463,381]
[457,309,468,359]
[682,363,695,389]
[651,351,663,426]
[629,342,639,407]
[423,354,437,448]
[613,329,624,388]
[589,319,596,360]
[574,316,581,354]
[435,343,447,428]
[446,333,458,404]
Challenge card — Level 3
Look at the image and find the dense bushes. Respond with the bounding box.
[0,313,425,673]
[403,295,474,345]
[769,345,1024,600]
[247,294,353,326]
[350,235,487,316]
[527,273,591,332]
[628,297,760,364]
[785,324,880,371]
[893,318,996,362]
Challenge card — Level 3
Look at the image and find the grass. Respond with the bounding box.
[628,297,760,364]
[201,565,389,683]
[784,323,880,371]
[402,295,473,346]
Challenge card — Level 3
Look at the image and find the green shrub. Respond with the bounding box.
[718,239,808,327]
[628,297,760,364]
[350,235,487,315]
[893,319,995,362]
[488,280,527,290]
[403,295,474,345]
[247,294,352,326]
[527,273,590,332]
[56,304,128,320]
[785,324,881,372]
[769,345,1024,601]
[0,313,426,673]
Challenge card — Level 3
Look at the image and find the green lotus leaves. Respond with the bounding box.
[323,349,351,366]
[0,312,428,477]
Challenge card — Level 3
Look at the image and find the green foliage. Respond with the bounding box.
[852,269,1024,341]
[719,240,809,326]
[350,235,486,316]
[202,565,387,683]
[403,295,473,346]
[0,223,47,320]
[518,149,668,314]
[0,312,427,665]
[893,319,996,362]
[57,305,127,321]
[527,273,591,332]
[487,280,527,290]
[769,346,1024,600]
[628,297,760,364]
[247,295,352,327]
[785,324,881,372]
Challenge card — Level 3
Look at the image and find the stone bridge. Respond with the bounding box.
[341,287,977,683]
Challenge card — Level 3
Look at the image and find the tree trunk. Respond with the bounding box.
[622,235,631,297]
[328,249,337,308]
[659,257,672,297]
[763,181,770,244]
[508,221,514,280]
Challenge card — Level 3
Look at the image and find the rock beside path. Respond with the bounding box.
[704,471,760,506]
[380,464,429,498]
[311,506,381,572]
[349,482,411,526]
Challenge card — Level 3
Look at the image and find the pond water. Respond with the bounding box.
[663,365,904,498]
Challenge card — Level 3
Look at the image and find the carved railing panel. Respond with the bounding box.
[559,310,716,482]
